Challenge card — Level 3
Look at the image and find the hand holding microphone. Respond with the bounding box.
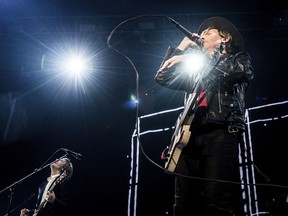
[177,36,201,51]
[159,55,186,72]
[158,17,203,72]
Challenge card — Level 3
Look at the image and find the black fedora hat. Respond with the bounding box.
[197,17,245,53]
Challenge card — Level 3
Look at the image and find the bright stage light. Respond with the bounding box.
[61,54,92,80]
[42,40,98,93]
[183,53,206,77]
[65,56,86,76]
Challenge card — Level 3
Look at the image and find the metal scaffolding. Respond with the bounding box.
[128,100,288,216]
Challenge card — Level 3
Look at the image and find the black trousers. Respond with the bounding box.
[173,126,242,216]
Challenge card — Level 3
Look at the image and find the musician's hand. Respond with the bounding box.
[159,55,185,72]
[20,208,30,216]
[177,36,200,51]
[46,191,56,204]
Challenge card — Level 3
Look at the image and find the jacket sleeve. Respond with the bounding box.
[210,52,254,83]
[52,180,72,213]
[154,47,198,92]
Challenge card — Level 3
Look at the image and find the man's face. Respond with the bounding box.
[201,28,223,55]
[51,158,67,171]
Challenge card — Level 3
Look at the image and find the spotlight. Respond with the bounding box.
[60,53,92,81]
[183,53,206,77]
[42,40,96,92]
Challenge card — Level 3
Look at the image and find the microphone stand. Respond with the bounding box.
[4,193,35,216]
[0,153,68,216]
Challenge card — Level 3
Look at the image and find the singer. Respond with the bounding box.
[155,17,254,216]
[20,157,73,216]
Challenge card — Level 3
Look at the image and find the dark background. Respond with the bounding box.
[0,1,287,215]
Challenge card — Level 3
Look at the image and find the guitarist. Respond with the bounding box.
[155,17,254,216]
[20,157,73,216]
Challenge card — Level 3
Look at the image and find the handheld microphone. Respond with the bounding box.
[168,17,203,47]
[61,148,82,160]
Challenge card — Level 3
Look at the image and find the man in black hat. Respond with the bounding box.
[155,17,254,216]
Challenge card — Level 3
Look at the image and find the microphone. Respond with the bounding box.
[61,148,82,160]
[168,17,203,47]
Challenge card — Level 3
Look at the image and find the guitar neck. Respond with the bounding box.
[34,199,47,216]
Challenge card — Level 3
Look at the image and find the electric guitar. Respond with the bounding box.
[162,91,199,173]
[33,171,67,216]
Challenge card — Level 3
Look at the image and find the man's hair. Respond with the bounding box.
[201,27,239,54]
[217,28,237,54]
[62,157,73,179]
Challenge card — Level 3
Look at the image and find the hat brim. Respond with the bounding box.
[197,17,245,52]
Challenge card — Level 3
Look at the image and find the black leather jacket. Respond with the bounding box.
[155,47,254,131]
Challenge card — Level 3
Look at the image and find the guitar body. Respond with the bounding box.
[164,114,194,173]
[162,90,200,173]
